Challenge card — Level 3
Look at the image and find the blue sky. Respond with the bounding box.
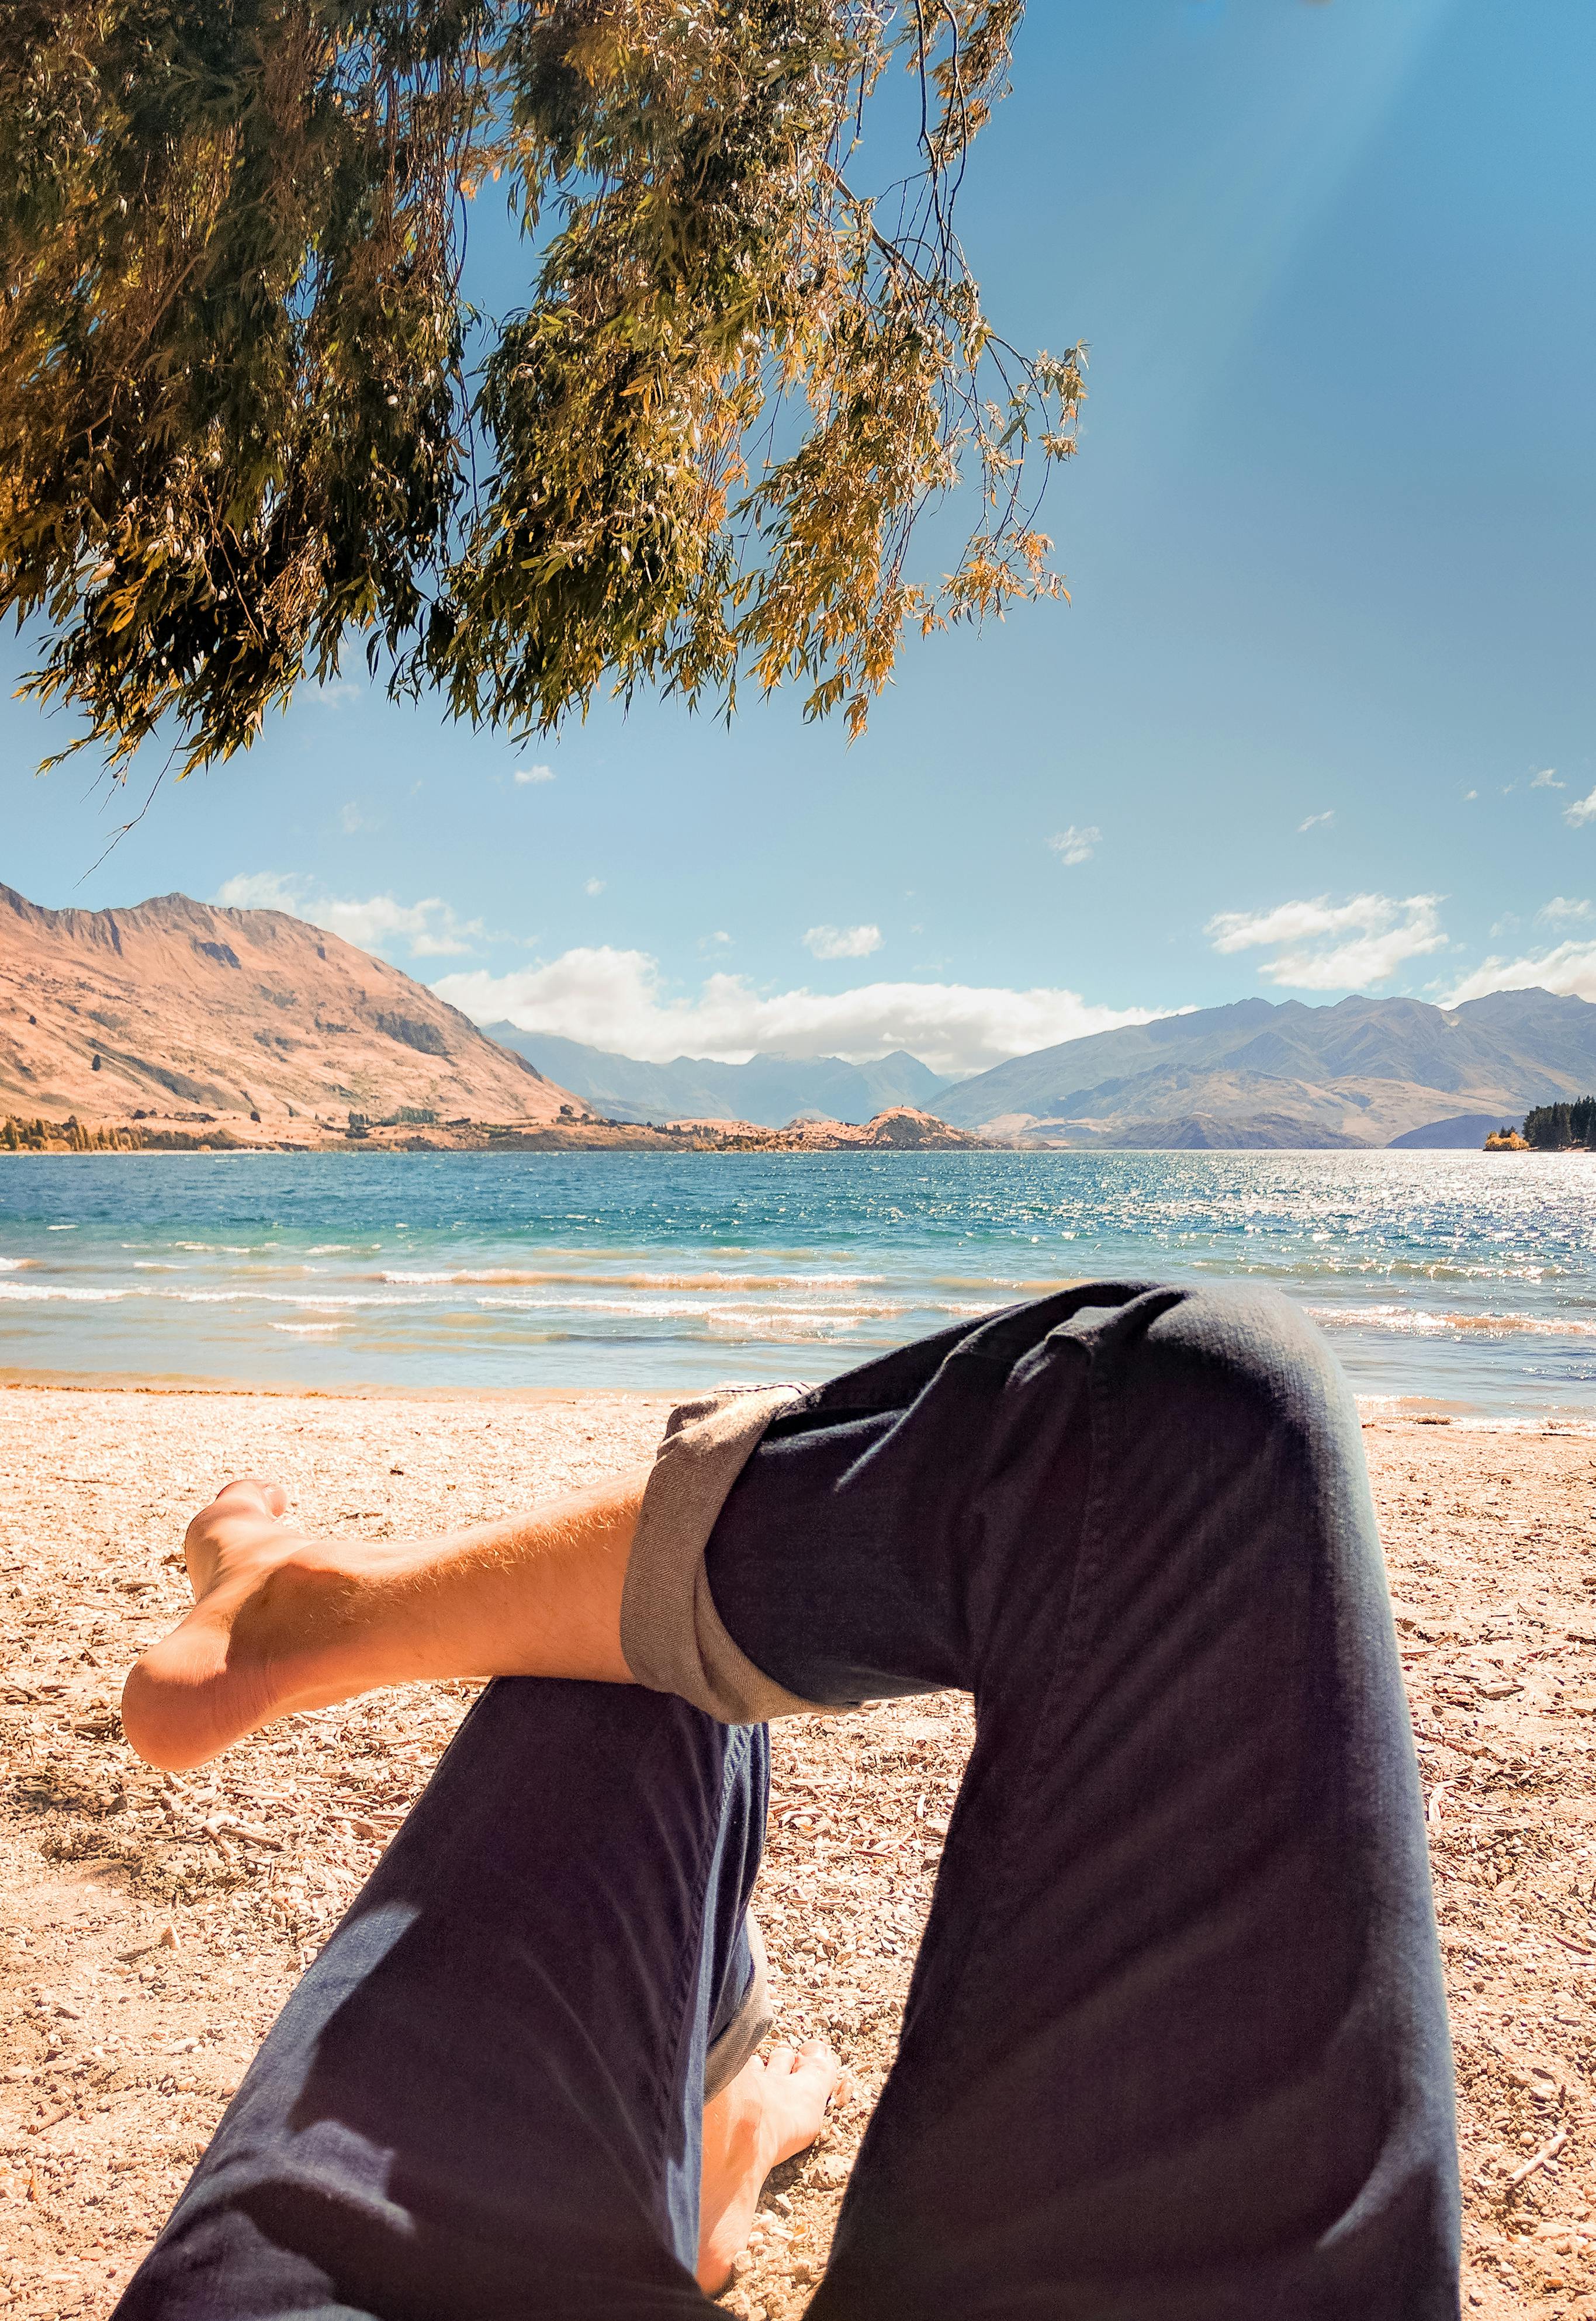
[5,0,1595,1076]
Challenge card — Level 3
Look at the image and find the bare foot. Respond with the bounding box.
[697,2041,843,2295]
[120,1477,394,1772]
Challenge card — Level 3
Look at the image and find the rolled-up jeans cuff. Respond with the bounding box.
[619,1388,829,1724]
[703,1911,775,2104]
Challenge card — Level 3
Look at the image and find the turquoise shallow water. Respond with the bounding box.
[2,1149,1595,1414]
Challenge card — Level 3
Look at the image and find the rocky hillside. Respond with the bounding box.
[712,1106,985,1151]
[0,886,582,1142]
[933,990,1596,1148]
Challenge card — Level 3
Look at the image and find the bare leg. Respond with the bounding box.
[122,1468,646,1772]
[120,1474,842,2299]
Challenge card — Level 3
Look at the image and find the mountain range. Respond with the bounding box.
[483,1027,950,1129]
[5,881,1594,1149]
[930,989,1596,1146]
[491,987,1596,1146]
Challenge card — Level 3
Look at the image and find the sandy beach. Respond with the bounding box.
[1,1385,1594,2319]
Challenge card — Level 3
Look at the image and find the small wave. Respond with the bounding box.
[271,1321,351,1336]
[928,1276,1084,1294]
[0,1284,431,1311]
[1310,1304,1596,1339]
[0,1256,39,1272]
[705,1312,866,1341]
[378,1266,887,1290]
[173,1241,279,1254]
[475,1294,906,1323]
[0,1282,128,1302]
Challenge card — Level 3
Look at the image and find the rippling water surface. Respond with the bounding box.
[2,1149,1595,1412]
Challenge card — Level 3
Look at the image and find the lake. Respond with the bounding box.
[2,1148,1594,1415]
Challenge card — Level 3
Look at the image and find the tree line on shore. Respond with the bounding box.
[1519,1099,1596,1151]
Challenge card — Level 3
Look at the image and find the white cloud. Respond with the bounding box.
[584,878,606,897]
[804,923,884,961]
[514,764,555,785]
[1297,809,1335,832]
[1531,767,1564,789]
[213,873,482,959]
[306,680,362,709]
[1443,942,1596,1007]
[1048,825,1100,867]
[337,802,376,835]
[1205,892,1446,990]
[1539,897,1592,924]
[1564,788,1596,828]
[433,947,1164,1079]
[1463,788,1478,800]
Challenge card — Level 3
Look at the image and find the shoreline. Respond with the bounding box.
[1,1364,1593,1428]
[0,1367,672,1403]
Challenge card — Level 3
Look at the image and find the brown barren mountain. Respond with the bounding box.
[0,885,583,1143]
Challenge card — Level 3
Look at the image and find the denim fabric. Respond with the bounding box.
[115,1684,766,2319]
[115,1283,1459,2320]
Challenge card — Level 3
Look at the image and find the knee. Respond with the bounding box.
[1112,1288,1368,1585]
[1140,1284,1350,1448]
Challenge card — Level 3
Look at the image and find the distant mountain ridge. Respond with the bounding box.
[930,989,1596,1147]
[483,1027,950,1128]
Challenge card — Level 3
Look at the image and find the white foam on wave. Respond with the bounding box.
[0,1282,126,1302]
[1311,1304,1596,1339]
[379,1266,887,1290]
[0,1256,39,1272]
[474,1293,905,1324]
[0,1283,429,1310]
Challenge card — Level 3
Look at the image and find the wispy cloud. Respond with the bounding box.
[1443,942,1596,1007]
[584,877,606,897]
[804,923,883,961]
[213,872,482,958]
[1539,897,1592,924]
[337,802,378,836]
[1206,892,1446,990]
[1531,767,1564,789]
[1564,788,1596,828]
[434,949,1164,1079]
[1048,825,1100,867]
[1297,809,1335,833]
[514,764,555,786]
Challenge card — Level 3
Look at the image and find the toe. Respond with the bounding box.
[212,1475,288,1518]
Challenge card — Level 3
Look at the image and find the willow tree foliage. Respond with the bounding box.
[0,1,1081,773]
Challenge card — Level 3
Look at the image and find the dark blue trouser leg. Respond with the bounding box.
[709,1281,1460,2318]
[117,1283,1458,2320]
[115,1682,766,2320]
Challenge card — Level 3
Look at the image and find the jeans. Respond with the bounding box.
[115,1284,1460,2319]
